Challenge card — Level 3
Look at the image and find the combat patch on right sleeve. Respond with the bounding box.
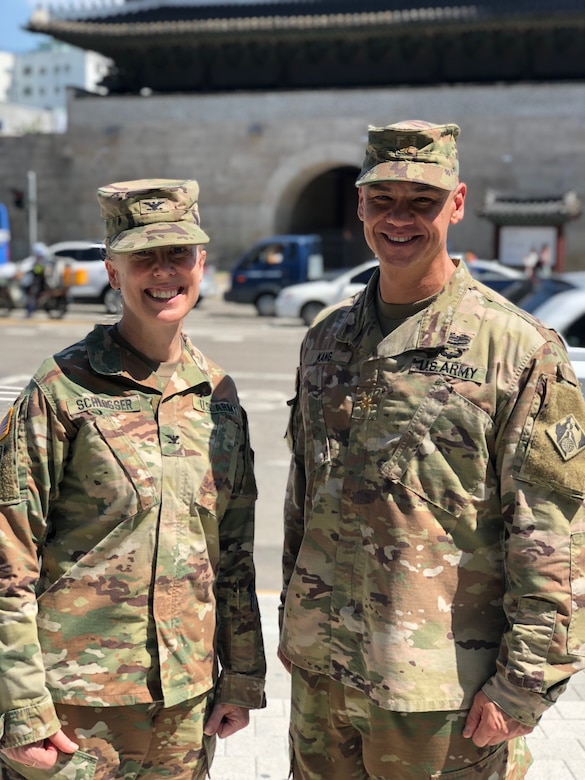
[515,378,585,500]
[0,407,19,503]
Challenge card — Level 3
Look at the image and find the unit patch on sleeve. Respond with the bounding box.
[516,378,585,499]
[0,408,13,442]
[546,414,585,461]
[0,407,19,503]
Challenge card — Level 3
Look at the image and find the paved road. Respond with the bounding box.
[1,299,585,779]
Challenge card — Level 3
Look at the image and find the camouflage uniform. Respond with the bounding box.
[281,261,585,777]
[0,324,265,777]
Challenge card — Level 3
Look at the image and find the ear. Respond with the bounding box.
[450,183,466,225]
[357,188,365,222]
[104,258,119,290]
[197,248,207,268]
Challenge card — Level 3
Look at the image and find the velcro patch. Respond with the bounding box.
[516,378,585,499]
[0,408,13,442]
[546,414,585,461]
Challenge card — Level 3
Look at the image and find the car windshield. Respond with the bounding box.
[508,277,576,312]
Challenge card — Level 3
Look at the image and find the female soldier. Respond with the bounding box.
[0,179,266,779]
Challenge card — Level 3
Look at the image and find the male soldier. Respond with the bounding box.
[279,121,585,779]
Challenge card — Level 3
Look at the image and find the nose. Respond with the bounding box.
[385,201,414,225]
[152,250,176,275]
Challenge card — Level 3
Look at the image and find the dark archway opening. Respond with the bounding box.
[287,166,372,271]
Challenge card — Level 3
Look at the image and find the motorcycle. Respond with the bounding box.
[0,273,69,318]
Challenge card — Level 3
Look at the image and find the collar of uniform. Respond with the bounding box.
[416,259,469,350]
[84,325,211,392]
[335,260,469,352]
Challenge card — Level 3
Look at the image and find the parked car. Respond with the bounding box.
[568,346,585,396]
[464,258,525,294]
[275,259,379,325]
[529,288,585,348]
[274,256,529,326]
[502,273,585,308]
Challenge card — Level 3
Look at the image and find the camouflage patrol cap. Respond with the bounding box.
[97,178,210,253]
[355,120,460,191]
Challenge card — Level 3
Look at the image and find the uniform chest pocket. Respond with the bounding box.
[301,363,355,470]
[89,414,159,514]
[380,378,492,517]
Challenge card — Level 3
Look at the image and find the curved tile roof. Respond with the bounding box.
[31,0,585,27]
[480,191,583,226]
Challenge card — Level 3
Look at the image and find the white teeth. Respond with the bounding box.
[388,236,412,243]
[149,289,179,300]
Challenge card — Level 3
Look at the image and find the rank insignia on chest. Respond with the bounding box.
[546,414,585,461]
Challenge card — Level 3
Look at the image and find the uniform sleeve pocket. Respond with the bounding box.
[505,597,556,692]
[569,532,585,656]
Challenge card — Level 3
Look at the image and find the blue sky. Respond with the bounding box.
[0,0,51,53]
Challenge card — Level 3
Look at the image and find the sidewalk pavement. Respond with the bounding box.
[210,593,585,780]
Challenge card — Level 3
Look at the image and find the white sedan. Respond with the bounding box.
[530,288,585,349]
[275,259,379,326]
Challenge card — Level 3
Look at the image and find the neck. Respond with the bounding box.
[115,319,183,363]
[378,255,456,304]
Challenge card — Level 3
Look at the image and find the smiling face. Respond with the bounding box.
[357,179,466,300]
[105,244,205,335]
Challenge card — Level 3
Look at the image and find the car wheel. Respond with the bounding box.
[301,301,324,327]
[255,292,276,317]
[104,286,122,314]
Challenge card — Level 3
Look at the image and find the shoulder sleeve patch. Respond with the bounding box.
[0,408,13,441]
[0,407,19,504]
[516,379,585,499]
[546,414,585,461]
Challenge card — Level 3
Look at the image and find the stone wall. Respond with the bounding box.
[1,82,584,269]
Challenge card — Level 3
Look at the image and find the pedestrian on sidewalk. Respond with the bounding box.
[23,242,49,317]
[279,121,585,779]
[0,179,266,779]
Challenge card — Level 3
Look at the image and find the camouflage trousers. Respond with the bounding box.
[289,666,533,780]
[0,694,215,780]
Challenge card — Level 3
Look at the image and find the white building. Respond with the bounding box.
[0,40,112,135]
[8,41,111,111]
[0,52,15,102]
